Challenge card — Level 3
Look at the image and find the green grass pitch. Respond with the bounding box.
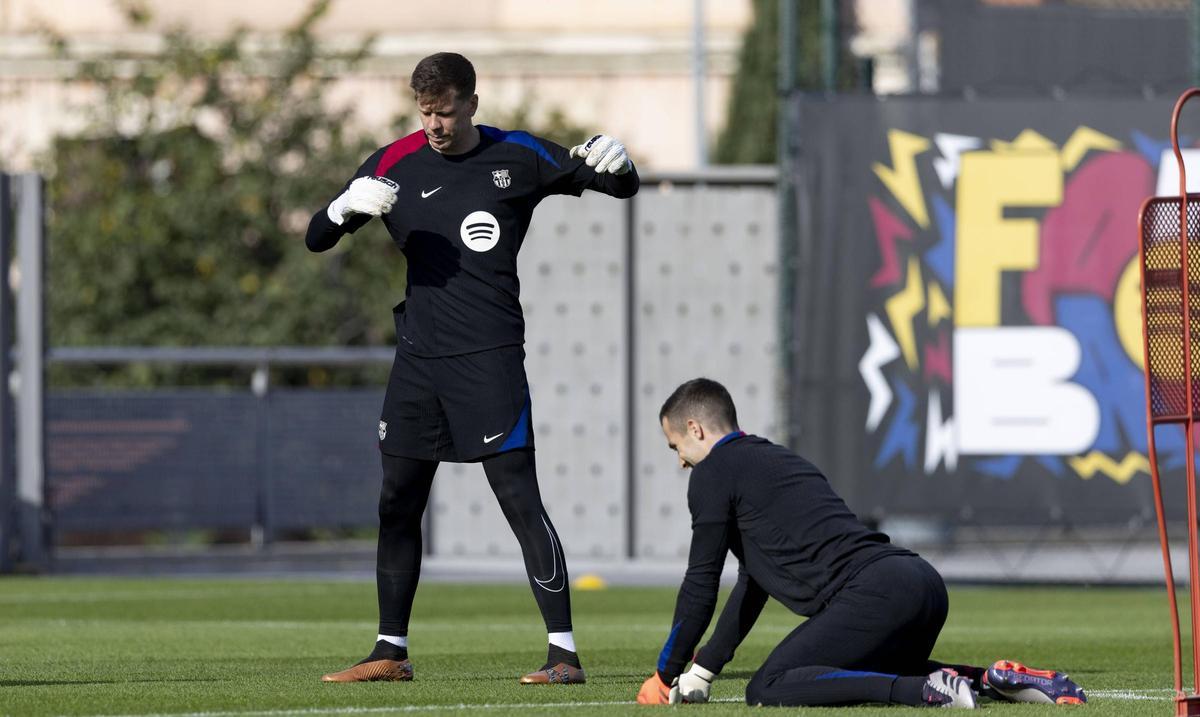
[0,577,1183,715]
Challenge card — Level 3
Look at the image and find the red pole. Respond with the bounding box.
[1141,194,1185,696]
[1171,88,1200,710]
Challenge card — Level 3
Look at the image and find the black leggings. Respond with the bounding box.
[376,450,573,637]
[744,555,962,707]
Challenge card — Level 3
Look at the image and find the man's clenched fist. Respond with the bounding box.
[569,134,632,175]
[327,175,400,225]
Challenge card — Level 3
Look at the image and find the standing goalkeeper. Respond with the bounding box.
[305,52,638,685]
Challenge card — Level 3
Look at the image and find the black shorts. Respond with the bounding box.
[378,345,534,462]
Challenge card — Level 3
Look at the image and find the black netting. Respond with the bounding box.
[1141,197,1200,419]
[47,391,258,531]
[46,389,385,534]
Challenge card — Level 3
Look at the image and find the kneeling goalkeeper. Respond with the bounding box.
[637,378,1086,708]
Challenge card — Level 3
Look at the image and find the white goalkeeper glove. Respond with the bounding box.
[327,175,399,225]
[669,663,715,704]
[569,134,632,175]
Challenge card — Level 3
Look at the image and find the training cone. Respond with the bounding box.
[572,574,607,591]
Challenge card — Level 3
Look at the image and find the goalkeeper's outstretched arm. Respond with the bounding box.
[637,522,728,704]
[667,566,769,703]
[695,566,769,674]
[656,520,729,681]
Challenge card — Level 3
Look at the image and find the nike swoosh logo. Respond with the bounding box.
[421,187,442,198]
[484,432,504,443]
[533,516,566,593]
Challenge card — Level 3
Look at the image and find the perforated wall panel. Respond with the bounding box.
[429,192,630,560]
[631,184,780,559]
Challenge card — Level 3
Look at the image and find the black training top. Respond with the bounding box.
[305,126,639,357]
[655,434,915,682]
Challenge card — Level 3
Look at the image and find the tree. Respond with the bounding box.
[713,0,861,164]
[47,2,398,369]
[43,2,590,387]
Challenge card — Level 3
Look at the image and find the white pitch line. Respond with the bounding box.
[3,610,1158,640]
[73,698,750,717]
[0,588,326,604]
[6,618,683,634]
[1090,688,1174,701]
[64,691,1176,717]
[75,701,639,717]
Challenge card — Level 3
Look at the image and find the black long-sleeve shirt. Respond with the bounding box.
[305,126,639,357]
[656,434,914,681]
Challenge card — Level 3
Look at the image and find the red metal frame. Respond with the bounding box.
[1141,88,1200,717]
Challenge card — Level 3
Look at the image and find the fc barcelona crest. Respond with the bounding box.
[492,169,511,189]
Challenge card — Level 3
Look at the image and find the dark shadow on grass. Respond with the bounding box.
[0,678,220,687]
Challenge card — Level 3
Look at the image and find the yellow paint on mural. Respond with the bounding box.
[1061,126,1122,170]
[872,130,931,229]
[991,129,1057,153]
[927,281,951,326]
[1132,242,1200,381]
[1068,451,1151,485]
[1114,256,1146,372]
[885,257,926,370]
[955,152,1063,327]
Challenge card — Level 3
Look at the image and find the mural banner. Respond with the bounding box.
[791,96,1185,527]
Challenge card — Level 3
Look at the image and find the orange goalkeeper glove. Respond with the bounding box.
[636,672,672,704]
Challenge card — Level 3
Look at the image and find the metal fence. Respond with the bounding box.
[44,348,394,543]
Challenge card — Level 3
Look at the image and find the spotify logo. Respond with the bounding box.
[460,211,500,252]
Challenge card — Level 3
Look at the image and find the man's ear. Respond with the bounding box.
[686,418,704,441]
[467,94,479,117]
